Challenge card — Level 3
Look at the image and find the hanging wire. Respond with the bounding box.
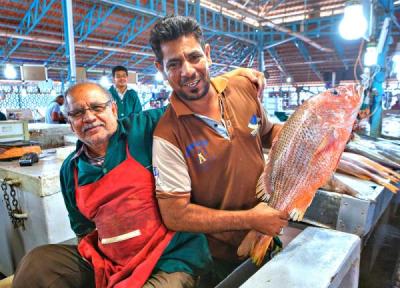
[353,39,365,83]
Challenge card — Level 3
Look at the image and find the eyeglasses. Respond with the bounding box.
[67,100,112,119]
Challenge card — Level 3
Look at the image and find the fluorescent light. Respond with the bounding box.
[155,71,164,82]
[99,75,110,87]
[363,43,377,66]
[4,64,17,79]
[339,2,367,40]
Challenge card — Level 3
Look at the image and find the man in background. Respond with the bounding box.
[45,94,66,124]
[109,65,142,118]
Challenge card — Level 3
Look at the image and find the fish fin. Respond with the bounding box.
[256,171,271,202]
[289,208,306,221]
[237,230,259,258]
[250,235,273,266]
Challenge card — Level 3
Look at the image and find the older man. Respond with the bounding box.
[150,16,289,286]
[12,82,211,288]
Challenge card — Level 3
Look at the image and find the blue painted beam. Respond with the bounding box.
[331,35,348,70]
[122,46,151,68]
[261,15,341,44]
[62,0,76,83]
[86,16,158,71]
[266,47,288,76]
[0,0,57,62]
[45,4,116,65]
[100,0,166,18]
[294,39,324,82]
[76,5,116,43]
[370,0,394,137]
[184,0,258,45]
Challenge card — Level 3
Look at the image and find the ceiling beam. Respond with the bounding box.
[266,47,288,77]
[86,16,158,71]
[45,4,116,65]
[0,0,57,63]
[294,39,324,82]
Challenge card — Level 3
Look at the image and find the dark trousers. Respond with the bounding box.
[12,244,195,288]
[13,245,94,288]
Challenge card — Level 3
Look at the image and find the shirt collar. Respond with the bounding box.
[70,119,127,161]
[170,76,229,117]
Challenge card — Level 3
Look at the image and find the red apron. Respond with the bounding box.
[74,144,175,288]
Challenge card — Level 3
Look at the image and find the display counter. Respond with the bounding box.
[0,149,75,276]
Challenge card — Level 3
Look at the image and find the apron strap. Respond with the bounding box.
[125,142,133,160]
[73,162,79,187]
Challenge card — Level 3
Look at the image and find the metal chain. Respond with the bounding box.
[1,179,25,229]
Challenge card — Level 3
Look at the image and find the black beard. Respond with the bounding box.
[177,75,211,101]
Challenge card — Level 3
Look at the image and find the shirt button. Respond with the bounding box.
[102,168,107,174]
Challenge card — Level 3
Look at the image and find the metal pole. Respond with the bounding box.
[370,11,393,137]
[258,30,265,72]
[62,0,76,83]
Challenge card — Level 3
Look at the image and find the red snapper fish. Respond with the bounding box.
[238,85,362,265]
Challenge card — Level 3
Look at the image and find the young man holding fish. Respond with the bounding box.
[150,15,289,285]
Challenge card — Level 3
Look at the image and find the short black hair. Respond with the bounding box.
[149,15,204,63]
[55,94,64,101]
[112,66,128,77]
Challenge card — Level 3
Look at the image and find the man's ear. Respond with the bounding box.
[111,102,118,117]
[155,61,167,80]
[68,119,75,133]
[205,44,212,66]
[155,61,163,74]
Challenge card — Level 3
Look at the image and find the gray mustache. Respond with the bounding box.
[82,123,104,133]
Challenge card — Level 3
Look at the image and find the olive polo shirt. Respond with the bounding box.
[109,86,142,118]
[60,108,211,275]
[152,75,274,262]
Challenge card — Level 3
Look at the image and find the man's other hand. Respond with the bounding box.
[237,68,266,101]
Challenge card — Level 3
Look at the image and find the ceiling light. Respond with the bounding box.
[4,64,17,79]
[286,76,292,83]
[339,1,367,40]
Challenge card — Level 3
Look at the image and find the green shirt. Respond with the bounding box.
[109,86,142,118]
[60,108,211,275]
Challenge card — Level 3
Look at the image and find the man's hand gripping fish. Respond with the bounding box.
[238,85,362,265]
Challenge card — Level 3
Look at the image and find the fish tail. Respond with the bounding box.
[382,182,398,193]
[251,235,273,266]
[388,175,400,183]
[237,230,258,258]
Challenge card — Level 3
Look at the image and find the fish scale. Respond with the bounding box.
[239,85,362,266]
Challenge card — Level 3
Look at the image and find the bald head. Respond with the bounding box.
[64,82,113,113]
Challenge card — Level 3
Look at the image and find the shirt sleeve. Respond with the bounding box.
[53,103,61,113]
[152,136,191,198]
